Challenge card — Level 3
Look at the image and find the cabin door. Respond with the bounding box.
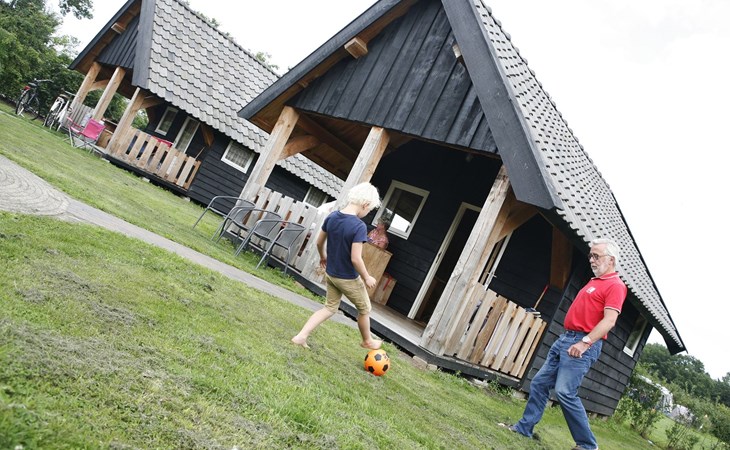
[409,202,480,322]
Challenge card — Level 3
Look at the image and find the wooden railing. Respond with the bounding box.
[106,128,200,189]
[445,286,546,378]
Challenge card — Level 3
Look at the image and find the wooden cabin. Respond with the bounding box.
[66,0,342,209]
[233,0,686,416]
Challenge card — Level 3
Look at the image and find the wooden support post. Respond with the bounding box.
[107,87,144,154]
[299,126,389,279]
[92,66,126,121]
[69,61,101,119]
[421,165,511,354]
[550,228,573,289]
[335,126,389,208]
[239,105,300,202]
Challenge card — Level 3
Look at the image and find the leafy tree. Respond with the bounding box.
[57,0,93,19]
[0,0,92,114]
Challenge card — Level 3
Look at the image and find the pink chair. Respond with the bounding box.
[70,118,106,153]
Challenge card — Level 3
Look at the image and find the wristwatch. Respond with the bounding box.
[581,335,593,345]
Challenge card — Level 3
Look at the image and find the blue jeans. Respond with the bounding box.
[514,331,602,450]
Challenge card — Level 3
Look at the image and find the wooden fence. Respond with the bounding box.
[445,286,546,378]
[106,128,200,189]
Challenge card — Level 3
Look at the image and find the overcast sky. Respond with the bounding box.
[58,0,730,379]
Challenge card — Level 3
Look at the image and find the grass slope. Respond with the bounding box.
[0,103,669,448]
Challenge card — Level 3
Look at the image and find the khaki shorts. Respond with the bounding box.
[324,274,372,315]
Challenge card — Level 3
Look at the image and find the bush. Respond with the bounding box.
[614,374,663,438]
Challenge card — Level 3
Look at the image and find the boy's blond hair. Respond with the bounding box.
[347,182,381,208]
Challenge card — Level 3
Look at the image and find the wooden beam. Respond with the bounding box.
[90,80,109,91]
[200,123,214,147]
[497,196,537,242]
[69,61,101,118]
[550,228,573,289]
[92,66,126,121]
[282,135,320,159]
[239,106,300,201]
[345,37,368,58]
[140,96,164,109]
[107,87,144,154]
[335,126,389,208]
[296,114,360,161]
[111,22,126,34]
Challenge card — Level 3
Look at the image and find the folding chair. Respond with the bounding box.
[70,118,105,153]
[255,222,307,274]
[234,211,283,257]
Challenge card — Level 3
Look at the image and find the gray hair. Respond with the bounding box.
[590,238,620,265]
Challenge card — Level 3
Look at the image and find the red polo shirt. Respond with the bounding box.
[564,272,627,339]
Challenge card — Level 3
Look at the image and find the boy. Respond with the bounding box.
[291,182,383,350]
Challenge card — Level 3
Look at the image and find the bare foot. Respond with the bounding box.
[360,339,382,350]
[291,336,310,349]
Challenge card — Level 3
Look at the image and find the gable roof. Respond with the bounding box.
[69,0,343,198]
[237,0,684,353]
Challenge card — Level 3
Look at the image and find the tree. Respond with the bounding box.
[58,0,93,19]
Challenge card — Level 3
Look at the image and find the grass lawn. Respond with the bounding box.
[0,103,710,448]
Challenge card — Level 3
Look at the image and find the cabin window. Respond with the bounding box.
[304,186,328,207]
[374,180,429,239]
[623,315,648,357]
[222,140,254,173]
[174,117,199,152]
[155,107,177,135]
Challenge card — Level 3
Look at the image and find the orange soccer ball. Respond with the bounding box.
[364,349,390,376]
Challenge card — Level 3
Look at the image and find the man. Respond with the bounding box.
[502,238,627,450]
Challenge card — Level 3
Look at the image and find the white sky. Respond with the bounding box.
[58,0,730,379]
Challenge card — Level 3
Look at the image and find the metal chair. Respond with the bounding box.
[255,222,307,274]
[192,195,249,230]
[234,211,283,257]
[212,200,261,242]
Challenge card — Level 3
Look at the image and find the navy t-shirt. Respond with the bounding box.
[322,211,368,279]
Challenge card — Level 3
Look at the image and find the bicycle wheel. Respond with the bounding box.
[44,106,58,127]
[27,96,41,120]
[15,91,29,115]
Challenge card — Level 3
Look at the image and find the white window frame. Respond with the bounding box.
[623,315,648,357]
[303,186,329,207]
[373,180,429,239]
[173,117,199,152]
[154,107,178,135]
[221,140,255,174]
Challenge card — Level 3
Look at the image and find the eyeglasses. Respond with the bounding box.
[588,253,610,261]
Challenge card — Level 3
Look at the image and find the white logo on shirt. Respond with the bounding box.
[587,287,596,294]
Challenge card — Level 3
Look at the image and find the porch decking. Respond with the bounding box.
[263,254,525,387]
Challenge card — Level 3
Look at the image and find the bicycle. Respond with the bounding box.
[15,79,52,119]
[43,90,75,130]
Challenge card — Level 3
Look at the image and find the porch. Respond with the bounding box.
[219,185,547,385]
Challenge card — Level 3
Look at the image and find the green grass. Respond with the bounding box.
[0,102,713,448]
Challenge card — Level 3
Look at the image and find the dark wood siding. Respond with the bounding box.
[369,140,501,315]
[97,15,139,70]
[290,0,495,154]
[520,255,644,415]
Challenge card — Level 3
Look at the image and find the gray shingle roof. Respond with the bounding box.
[473,0,682,351]
[142,0,342,197]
